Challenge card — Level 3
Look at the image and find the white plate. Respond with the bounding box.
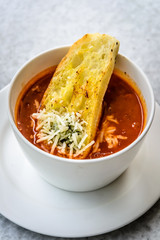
[0,85,160,238]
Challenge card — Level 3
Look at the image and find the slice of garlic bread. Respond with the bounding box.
[38,33,120,158]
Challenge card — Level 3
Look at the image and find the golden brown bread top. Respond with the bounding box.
[38,33,120,158]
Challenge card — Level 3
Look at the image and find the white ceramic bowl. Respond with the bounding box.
[8,46,155,192]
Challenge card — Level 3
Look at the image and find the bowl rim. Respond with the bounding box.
[8,46,155,164]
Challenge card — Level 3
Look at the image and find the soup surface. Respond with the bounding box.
[16,67,144,159]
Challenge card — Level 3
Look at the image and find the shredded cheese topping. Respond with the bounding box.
[32,109,94,158]
[92,115,127,153]
[31,107,127,158]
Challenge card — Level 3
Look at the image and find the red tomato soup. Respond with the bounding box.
[15,67,145,159]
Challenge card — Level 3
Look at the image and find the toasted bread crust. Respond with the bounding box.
[41,33,119,158]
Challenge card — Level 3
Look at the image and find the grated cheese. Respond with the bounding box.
[32,109,94,158]
[92,114,127,153]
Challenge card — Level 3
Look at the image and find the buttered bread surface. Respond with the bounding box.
[40,33,120,158]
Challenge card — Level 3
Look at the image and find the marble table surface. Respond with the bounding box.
[0,0,160,239]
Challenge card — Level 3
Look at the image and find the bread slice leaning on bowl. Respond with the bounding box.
[37,33,120,159]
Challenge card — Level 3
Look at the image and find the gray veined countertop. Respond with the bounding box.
[0,0,160,239]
